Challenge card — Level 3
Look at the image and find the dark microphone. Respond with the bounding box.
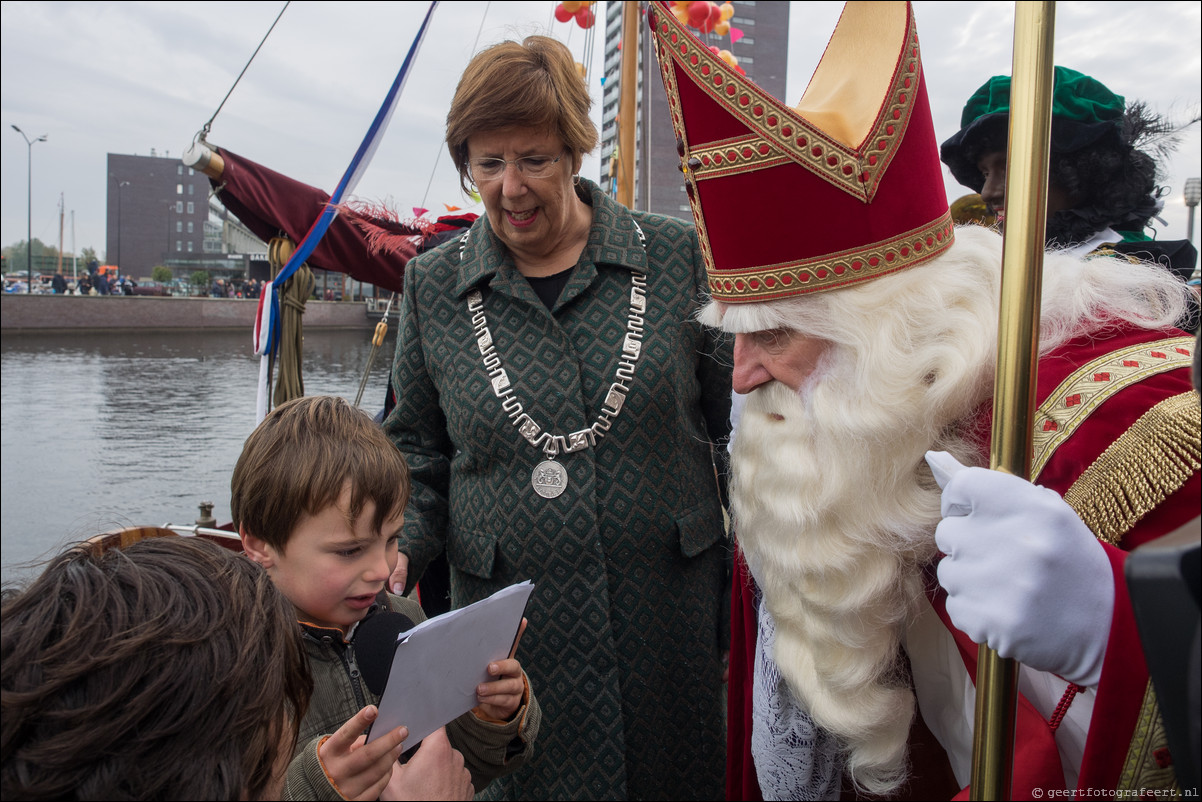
[355,611,416,696]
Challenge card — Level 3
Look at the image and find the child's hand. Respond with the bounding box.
[472,618,528,722]
[317,705,408,801]
[379,727,474,801]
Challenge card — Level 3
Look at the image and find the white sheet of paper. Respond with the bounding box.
[368,580,534,748]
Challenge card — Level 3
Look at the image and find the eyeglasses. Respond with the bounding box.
[469,152,565,183]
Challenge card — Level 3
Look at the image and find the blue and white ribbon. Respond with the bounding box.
[255,0,439,422]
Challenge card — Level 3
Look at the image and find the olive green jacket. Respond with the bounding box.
[384,178,732,800]
[284,594,540,801]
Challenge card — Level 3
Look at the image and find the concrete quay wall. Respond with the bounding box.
[1,294,376,332]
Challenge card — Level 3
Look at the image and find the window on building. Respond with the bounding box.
[187,241,194,253]
[188,184,194,195]
[187,221,194,233]
[176,241,182,252]
[741,36,755,45]
[187,202,194,213]
[177,184,183,195]
[177,165,184,175]
[188,167,195,176]
[176,221,182,233]
[176,201,183,213]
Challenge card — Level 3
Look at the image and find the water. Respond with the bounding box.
[1,328,396,585]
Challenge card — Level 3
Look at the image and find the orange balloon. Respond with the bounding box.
[720,2,735,21]
[562,0,582,12]
[715,20,730,36]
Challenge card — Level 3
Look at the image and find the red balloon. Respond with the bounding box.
[687,0,709,28]
[698,1,721,33]
[554,3,573,23]
[575,6,595,28]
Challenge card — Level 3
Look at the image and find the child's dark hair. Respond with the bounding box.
[1,535,311,800]
[231,396,411,551]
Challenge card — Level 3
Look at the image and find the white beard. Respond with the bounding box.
[731,376,950,795]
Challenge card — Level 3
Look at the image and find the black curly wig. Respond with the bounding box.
[947,106,1163,248]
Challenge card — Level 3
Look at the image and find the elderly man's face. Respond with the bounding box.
[732,329,830,395]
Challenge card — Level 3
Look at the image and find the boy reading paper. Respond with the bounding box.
[233,396,540,801]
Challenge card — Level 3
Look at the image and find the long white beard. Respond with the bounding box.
[731,377,950,795]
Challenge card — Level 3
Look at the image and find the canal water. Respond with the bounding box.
[1,328,396,585]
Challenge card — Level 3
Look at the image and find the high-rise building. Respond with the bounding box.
[599,1,790,218]
[105,152,264,280]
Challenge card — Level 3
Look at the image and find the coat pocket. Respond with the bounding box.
[676,503,726,558]
[446,527,499,579]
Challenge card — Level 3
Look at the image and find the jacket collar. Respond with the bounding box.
[452,177,649,299]
[298,598,388,644]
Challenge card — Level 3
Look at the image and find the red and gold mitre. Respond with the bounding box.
[648,1,953,303]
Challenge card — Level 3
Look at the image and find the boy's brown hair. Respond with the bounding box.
[1,535,311,801]
[231,396,410,551]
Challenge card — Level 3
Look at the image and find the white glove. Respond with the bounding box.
[924,450,1114,687]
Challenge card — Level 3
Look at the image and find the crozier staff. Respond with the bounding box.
[382,35,733,801]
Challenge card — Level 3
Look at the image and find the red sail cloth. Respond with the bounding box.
[210,147,475,294]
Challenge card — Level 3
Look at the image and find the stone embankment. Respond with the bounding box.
[1,294,376,332]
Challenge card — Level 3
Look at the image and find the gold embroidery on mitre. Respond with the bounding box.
[1031,337,1195,478]
[1062,391,1200,547]
[1116,681,1183,797]
[687,135,792,182]
[649,4,921,202]
[704,212,955,302]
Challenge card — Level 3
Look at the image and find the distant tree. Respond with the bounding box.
[80,246,99,267]
[3,239,59,274]
[190,270,210,296]
[151,265,173,283]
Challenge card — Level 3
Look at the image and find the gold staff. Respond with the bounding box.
[971,2,1057,799]
[617,1,639,209]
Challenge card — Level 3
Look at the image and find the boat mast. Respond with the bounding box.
[57,193,64,277]
[617,1,639,209]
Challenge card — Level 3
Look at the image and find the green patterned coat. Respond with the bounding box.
[384,179,732,800]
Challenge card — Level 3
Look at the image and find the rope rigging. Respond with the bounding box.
[196,2,290,145]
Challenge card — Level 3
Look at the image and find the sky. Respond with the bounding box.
[2,1,1200,266]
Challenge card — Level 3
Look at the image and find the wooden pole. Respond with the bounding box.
[617,1,639,209]
[970,3,1057,799]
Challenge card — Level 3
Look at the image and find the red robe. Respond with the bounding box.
[726,323,1198,800]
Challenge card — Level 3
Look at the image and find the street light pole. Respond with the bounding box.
[1184,177,1201,246]
[12,125,48,294]
[1185,178,1202,286]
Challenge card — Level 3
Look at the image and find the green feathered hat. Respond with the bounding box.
[940,66,1126,192]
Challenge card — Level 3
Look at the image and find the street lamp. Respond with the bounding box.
[1184,177,1201,245]
[12,125,48,294]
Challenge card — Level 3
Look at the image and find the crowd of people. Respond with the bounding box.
[3,2,1198,801]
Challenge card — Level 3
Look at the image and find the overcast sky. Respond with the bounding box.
[2,1,1199,267]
